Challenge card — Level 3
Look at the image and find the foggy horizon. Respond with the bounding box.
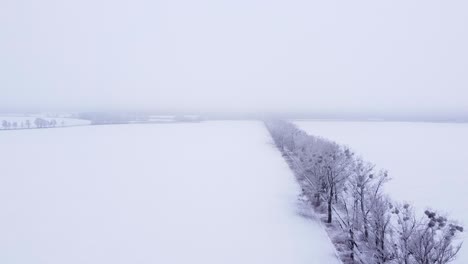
[1,107,467,123]
[2,0,467,115]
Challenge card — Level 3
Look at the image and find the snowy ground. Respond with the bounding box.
[0,121,340,264]
[295,120,468,263]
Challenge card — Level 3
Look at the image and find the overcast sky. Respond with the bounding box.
[1,0,467,114]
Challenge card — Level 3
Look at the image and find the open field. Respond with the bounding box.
[0,121,340,264]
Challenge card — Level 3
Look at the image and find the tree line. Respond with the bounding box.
[265,120,463,264]
[1,118,63,130]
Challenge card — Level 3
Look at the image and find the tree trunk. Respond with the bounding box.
[327,185,333,223]
[315,193,321,206]
[360,187,369,240]
[349,228,355,262]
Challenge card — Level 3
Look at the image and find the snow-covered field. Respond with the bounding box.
[0,121,340,264]
[295,120,468,263]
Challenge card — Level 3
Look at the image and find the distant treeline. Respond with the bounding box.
[1,118,62,130]
[265,120,463,264]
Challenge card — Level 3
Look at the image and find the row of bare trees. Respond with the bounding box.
[265,120,463,264]
[1,118,61,130]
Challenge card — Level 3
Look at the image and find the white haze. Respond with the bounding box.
[1,0,467,114]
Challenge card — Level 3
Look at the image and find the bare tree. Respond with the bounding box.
[368,195,393,263]
[392,203,418,264]
[349,158,375,240]
[409,210,463,264]
[320,145,354,223]
[34,118,48,128]
[341,182,362,262]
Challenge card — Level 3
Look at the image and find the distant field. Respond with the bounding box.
[295,120,468,263]
[0,122,340,264]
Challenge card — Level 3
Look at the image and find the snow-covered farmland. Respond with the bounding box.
[0,122,340,264]
[295,121,468,263]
